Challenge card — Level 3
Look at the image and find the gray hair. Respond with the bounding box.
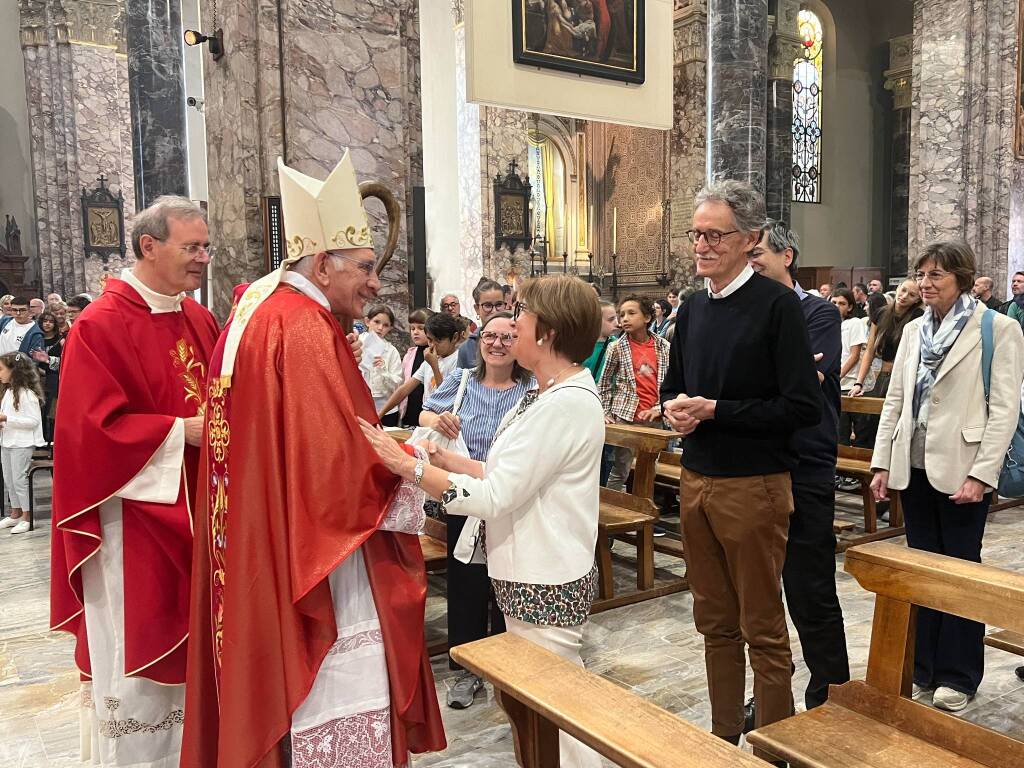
[694,180,766,234]
[763,220,801,279]
[131,195,207,258]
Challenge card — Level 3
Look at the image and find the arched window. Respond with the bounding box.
[792,8,823,204]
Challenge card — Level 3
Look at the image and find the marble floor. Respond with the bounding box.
[3,483,1024,767]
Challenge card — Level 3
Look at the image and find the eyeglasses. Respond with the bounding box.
[158,239,215,259]
[914,270,951,283]
[686,229,739,247]
[512,301,529,321]
[329,251,376,276]
[478,301,507,312]
[10,308,28,314]
[480,331,518,346]
[441,301,459,311]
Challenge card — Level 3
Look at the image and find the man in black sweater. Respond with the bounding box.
[748,222,850,713]
[662,182,821,749]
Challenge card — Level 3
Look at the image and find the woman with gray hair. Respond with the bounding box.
[870,240,1024,712]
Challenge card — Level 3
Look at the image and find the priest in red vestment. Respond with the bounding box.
[49,196,219,767]
[181,150,445,768]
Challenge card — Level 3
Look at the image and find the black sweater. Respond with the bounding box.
[661,272,822,477]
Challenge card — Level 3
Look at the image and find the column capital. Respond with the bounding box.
[768,0,802,82]
[674,0,706,65]
[884,35,913,110]
[674,0,706,25]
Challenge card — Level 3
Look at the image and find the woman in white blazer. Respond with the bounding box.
[361,275,604,768]
[870,241,1024,713]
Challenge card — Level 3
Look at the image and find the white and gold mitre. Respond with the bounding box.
[218,150,372,383]
[278,151,373,260]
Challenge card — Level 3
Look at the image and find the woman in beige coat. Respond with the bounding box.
[870,241,1024,713]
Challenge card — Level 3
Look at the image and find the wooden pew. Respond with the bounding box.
[596,425,688,612]
[836,396,905,550]
[748,541,1024,767]
[451,633,765,768]
[984,628,1024,658]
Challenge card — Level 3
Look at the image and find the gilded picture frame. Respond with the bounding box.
[512,0,645,85]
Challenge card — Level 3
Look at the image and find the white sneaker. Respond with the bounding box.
[10,520,30,535]
[933,687,972,712]
[911,684,933,702]
[0,517,17,529]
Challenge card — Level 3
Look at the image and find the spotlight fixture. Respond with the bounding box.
[183,28,224,60]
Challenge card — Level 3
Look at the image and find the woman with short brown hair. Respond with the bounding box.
[871,240,1024,712]
[361,275,605,768]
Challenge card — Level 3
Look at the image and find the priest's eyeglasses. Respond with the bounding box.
[329,251,376,276]
[481,331,518,346]
[175,243,215,258]
[685,229,739,247]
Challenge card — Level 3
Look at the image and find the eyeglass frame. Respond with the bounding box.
[480,330,518,346]
[913,269,952,283]
[441,300,460,311]
[512,301,529,321]
[327,250,377,277]
[477,300,507,312]
[685,229,740,248]
[153,238,215,259]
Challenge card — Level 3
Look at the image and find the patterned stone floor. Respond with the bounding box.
[2,483,1023,766]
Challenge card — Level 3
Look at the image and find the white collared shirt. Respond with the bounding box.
[120,268,185,314]
[280,269,331,311]
[707,264,754,300]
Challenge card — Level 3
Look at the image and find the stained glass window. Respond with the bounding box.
[792,9,823,204]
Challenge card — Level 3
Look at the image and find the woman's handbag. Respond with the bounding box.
[404,368,472,457]
[980,310,1024,498]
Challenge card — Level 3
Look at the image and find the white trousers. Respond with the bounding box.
[1,445,33,509]
[79,500,185,767]
[504,617,603,768]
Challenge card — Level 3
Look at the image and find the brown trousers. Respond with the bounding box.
[680,467,795,739]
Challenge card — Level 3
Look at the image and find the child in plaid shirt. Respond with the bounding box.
[597,295,670,492]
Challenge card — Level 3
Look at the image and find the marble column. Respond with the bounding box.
[668,0,707,287]
[125,0,189,210]
[909,0,1018,287]
[765,0,801,223]
[479,107,529,283]
[706,0,768,193]
[203,0,418,324]
[884,35,912,278]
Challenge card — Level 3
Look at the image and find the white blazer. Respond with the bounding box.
[444,370,604,584]
[871,302,1024,494]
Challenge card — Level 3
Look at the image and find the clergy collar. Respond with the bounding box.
[707,263,754,300]
[120,268,185,314]
[281,270,331,311]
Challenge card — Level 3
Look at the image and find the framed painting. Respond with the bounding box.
[512,0,645,85]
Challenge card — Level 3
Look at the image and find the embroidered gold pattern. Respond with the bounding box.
[330,225,371,248]
[287,234,318,259]
[207,375,231,673]
[207,377,230,464]
[170,339,208,417]
[98,697,184,739]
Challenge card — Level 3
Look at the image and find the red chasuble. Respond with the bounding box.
[49,279,219,683]
[181,286,445,768]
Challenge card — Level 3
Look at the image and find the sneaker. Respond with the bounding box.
[743,697,755,734]
[837,478,861,492]
[1016,666,1024,683]
[911,684,933,702]
[932,686,972,712]
[446,672,483,709]
[0,517,18,529]
[10,520,30,535]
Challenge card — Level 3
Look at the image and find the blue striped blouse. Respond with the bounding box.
[423,368,531,461]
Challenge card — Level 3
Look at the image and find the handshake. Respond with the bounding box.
[662,394,716,436]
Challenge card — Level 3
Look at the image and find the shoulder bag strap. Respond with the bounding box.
[452,368,472,415]
[981,308,994,404]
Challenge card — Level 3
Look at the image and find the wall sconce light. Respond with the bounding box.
[183,28,224,61]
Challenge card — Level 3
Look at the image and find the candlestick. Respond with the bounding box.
[612,207,617,254]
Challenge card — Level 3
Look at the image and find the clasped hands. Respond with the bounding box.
[663,394,716,436]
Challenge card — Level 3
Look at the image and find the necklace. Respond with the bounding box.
[544,362,579,388]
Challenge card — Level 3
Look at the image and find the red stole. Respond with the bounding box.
[181,286,445,768]
[49,279,219,683]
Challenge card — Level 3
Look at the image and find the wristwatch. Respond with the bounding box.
[413,459,425,486]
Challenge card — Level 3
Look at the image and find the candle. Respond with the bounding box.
[612,207,617,253]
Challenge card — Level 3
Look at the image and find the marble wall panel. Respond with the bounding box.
[479,107,528,284]
[668,4,706,289]
[909,0,1018,285]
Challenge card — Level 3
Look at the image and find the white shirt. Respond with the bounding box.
[0,319,36,355]
[707,264,755,299]
[445,370,604,584]
[839,317,869,391]
[0,388,43,448]
[358,331,403,413]
[413,350,459,399]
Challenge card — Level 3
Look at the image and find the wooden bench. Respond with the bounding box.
[836,396,905,550]
[984,628,1024,657]
[748,541,1024,767]
[604,423,677,501]
[450,633,764,768]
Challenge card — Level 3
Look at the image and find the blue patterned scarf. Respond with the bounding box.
[913,292,976,421]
